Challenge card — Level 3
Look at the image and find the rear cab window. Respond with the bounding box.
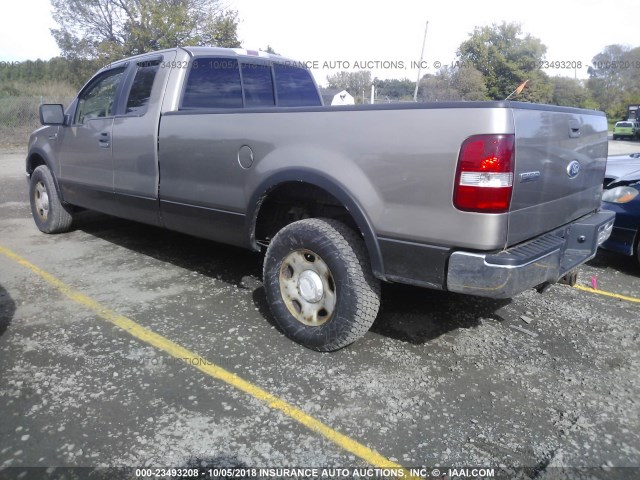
[183,58,243,109]
[273,63,321,107]
[241,63,275,107]
[180,57,321,109]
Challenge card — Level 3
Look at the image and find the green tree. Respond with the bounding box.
[0,57,79,90]
[515,71,553,104]
[207,10,242,49]
[549,77,593,108]
[457,22,551,102]
[374,78,415,101]
[326,71,373,103]
[50,0,241,65]
[418,65,487,101]
[418,68,458,101]
[587,44,640,118]
[452,66,488,100]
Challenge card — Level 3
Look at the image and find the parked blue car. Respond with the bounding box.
[604,153,640,187]
[601,153,640,265]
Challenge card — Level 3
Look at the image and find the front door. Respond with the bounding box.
[58,66,126,211]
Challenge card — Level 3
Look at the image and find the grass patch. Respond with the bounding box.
[0,81,75,147]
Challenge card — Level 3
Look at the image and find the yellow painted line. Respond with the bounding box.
[0,244,417,477]
[574,284,640,304]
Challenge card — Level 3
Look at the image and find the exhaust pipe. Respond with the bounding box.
[536,271,578,293]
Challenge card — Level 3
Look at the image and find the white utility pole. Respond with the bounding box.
[413,21,429,102]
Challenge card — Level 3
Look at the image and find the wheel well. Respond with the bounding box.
[26,154,46,176]
[255,182,360,247]
[25,154,74,210]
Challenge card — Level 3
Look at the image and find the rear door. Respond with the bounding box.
[507,105,608,246]
[111,50,176,224]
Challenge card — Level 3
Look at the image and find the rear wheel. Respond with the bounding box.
[263,218,380,351]
[29,165,73,233]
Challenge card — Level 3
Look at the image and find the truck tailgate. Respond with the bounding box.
[507,105,608,246]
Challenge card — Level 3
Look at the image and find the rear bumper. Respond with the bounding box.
[446,210,615,298]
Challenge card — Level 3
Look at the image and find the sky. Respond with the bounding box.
[1,0,639,86]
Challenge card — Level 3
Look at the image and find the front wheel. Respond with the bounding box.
[29,165,73,233]
[263,218,381,351]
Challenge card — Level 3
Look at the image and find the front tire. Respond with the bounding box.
[29,165,73,234]
[263,218,381,351]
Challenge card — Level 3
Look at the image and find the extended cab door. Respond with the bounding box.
[58,66,127,211]
[111,50,176,224]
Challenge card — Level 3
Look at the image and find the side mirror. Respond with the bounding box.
[39,104,65,125]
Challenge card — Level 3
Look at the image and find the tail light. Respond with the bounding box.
[453,134,515,213]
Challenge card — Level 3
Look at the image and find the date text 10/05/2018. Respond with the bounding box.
[134,467,496,478]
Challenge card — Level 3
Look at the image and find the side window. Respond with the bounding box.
[182,58,242,109]
[125,60,161,115]
[241,63,275,107]
[74,68,126,124]
[273,64,322,107]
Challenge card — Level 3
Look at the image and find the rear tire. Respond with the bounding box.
[29,165,73,234]
[263,218,381,351]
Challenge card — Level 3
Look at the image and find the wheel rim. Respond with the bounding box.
[278,249,337,326]
[34,181,50,221]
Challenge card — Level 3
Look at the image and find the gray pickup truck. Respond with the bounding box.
[27,46,614,351]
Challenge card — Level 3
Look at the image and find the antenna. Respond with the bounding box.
[505,79,529,100]
[413,21,429,102]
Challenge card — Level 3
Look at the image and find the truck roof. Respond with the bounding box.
[181,46,299,64]
[99,46,303,72]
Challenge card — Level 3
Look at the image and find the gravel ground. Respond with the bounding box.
[0,144,639,479]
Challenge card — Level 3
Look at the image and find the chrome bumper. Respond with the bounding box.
[446,210,615,298]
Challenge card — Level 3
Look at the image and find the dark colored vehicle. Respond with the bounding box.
[601,156,640,265]
[604,153,640,186]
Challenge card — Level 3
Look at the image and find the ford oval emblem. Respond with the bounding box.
[567,160,580,178]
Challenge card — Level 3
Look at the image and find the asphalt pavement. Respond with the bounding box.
[0,142,639,479]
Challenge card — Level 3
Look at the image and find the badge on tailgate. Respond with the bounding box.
[519,171,541,183]
[567,160,580,178]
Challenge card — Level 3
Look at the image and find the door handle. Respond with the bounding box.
[98,132,110,148]
[568,119,581,138]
